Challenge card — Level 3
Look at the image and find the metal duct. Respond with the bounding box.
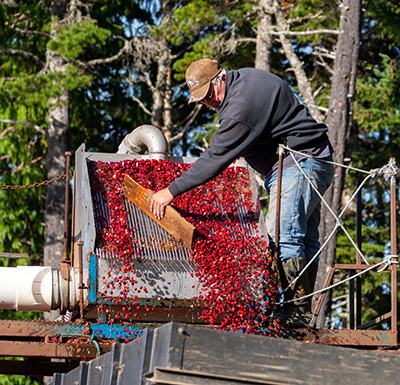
[117,125,169,159]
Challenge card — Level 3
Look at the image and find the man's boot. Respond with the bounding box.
[278,257,313,328]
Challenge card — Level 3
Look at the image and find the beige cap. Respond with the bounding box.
[185,59,222,104]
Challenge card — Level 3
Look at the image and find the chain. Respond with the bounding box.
[0,172,72,190]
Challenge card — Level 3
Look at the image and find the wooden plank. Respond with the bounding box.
[123,175,195,250]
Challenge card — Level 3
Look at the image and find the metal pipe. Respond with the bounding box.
[348,180,362,329]
[62,151,72,264]
[274,147,284,271]
[70,170,76,263]
[349,271,354,329]
[356,180,362,328]
[117,125,169,158]
[389,157,397,331]
[77,241,85,321]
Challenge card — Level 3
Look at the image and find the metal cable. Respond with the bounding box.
[281,255,399,306]
[56,332,101,357]
[277,145,397,293]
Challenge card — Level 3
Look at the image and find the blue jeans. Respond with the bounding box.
[264,156,334,263]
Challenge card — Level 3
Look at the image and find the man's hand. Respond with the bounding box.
[150,188,174,219]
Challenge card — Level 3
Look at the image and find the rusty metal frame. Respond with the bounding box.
[307,157,398,345]
[0,319,114,375]
[274,155,398,346]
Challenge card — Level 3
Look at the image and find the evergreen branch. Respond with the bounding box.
[86,38,130,66]
[0,49,45,68]
[11,27,51,39]
[0,119,47,137]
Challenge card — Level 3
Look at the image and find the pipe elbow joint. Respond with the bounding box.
[117,125,169,159]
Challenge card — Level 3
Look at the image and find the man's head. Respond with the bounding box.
[185,59,222,104]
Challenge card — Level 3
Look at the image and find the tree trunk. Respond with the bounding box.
[163,68,174,148]
[314,0,363,329]
[151,42,171,134]
[273,0,323,122]
[44,0,70,322]
[255,0,273,72]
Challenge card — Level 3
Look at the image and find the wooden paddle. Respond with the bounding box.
[122,174,195,250]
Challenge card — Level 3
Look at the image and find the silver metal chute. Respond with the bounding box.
[117,125,169,159]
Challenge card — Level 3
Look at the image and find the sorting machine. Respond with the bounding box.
[0,125,270,375]
[0,125,398,378]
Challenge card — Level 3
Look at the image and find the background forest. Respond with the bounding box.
[1,0,400,383]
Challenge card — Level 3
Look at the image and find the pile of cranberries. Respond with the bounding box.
[88,158,282,337]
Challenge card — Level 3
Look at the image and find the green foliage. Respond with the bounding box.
[289,0,340,39]
[3,68,92,108]
[173,38,220,81]
[47,20,111,60]
[367,0,400,46]
[0,106,46,259]
[354,54,400,158]
[163,1,221,45]
[340,51,400,329]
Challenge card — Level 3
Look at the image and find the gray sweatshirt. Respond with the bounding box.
[168,68,330,197]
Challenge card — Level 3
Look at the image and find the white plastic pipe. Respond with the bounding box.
[0,266,53,311]
[0,266,79,312]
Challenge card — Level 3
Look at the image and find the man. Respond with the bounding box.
[150,58,334,327]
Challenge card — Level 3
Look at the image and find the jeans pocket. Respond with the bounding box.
[309,164,334,207]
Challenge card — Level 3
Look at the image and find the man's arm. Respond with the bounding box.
[169,119,259,197]
[151,119,259,219]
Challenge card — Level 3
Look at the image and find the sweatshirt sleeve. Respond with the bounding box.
[168,119,260,197]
